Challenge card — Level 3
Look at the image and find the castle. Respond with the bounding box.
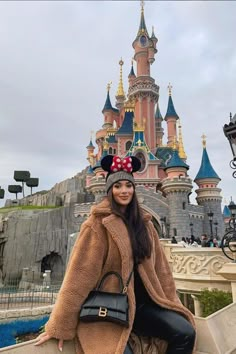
[82,3,224,241]
[0,3,226,283]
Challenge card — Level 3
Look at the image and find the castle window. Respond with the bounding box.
[182,202,186,210]
[135,152,146,172]
[109,147,112,154]
[173,228,177,236]
[126,141,132,151]
[113,148,116,154]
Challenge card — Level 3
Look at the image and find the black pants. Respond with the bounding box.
[124,302,195,354]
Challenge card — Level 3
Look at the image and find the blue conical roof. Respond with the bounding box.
[194,148,220,181]
[116,111,133,135]
[102,91,113,113]
[128,64,135,77]
[223,205,231,218]
[151,27,157,40]
[155,103,163,120]
[165,149,189,170]
[165,95,179,120]
[86,140,95,149]
[137,10,149,37]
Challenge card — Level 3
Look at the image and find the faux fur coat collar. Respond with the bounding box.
[45,197,195,353]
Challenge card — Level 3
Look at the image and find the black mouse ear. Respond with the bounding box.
[130,156,141,172]
[101,155,114,172]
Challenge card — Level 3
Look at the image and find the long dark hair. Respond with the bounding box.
[107,189,152,265]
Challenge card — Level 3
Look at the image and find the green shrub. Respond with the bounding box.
[198,288,232,317]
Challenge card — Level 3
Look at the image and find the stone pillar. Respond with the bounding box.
[191,294,202,317]
[183,293,188,308]
[217,263,236,302]
[19,267,30,290]
[43,270,51,288]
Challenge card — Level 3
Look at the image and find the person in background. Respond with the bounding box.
[178,237,188,247]
[201,233,208,247]
[171,236,178,244]
[35,155,196,354]
[213,238,219,248]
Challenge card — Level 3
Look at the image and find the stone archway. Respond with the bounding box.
[41,252,64,282]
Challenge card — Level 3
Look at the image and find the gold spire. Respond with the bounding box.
[178,120,187,159]
[116,59,125,97]
[201,133,207,149]
[167,82,172,96]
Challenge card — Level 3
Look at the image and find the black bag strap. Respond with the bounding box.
[97,269,133,294]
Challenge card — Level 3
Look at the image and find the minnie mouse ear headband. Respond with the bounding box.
[101,155,141,193]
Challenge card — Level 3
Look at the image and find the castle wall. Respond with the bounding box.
[1,206,80,282]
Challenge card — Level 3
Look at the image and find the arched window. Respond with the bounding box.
[135,152,146,172]
[108,147,112,154]
[125,141,132,151]
[173,228,177,236]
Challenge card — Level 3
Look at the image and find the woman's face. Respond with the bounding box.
[112,180,134,211]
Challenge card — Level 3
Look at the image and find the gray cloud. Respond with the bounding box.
[0,1,235,206]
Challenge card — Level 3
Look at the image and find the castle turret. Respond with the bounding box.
[128,60,136,88]
[194,135,224,238]
[86,138,95,164]
[155,102,164,147]
[162,145,193,239]
[102,82,114,129]
[128,3,159,154]
[164,84,179,148]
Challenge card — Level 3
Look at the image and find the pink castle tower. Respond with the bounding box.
[128,2,159,153]
[87,3,184,193]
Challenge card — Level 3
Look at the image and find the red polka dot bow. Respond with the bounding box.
[111,156,133,173]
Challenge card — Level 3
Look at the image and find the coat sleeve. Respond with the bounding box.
[45,218,108,340]
[150,222,182,304]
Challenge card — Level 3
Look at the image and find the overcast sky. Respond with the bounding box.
[0,1,235,208]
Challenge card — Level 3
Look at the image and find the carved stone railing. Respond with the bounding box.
[162,243,231,293]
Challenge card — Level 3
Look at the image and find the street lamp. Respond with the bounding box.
[166,223,170,238]
[189,222,193,237]
[160,217,166,238]
[207,211,214,239]
[221,200,236,262]
[223,112,236,178]
[214,221,218,239]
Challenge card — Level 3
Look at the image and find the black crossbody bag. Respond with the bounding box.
[79,270,133,328]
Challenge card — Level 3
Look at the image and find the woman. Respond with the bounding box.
[35,155,196,353]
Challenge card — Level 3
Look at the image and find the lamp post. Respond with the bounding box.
[160,217,166,238]
[214,221,218,239]
[166,223,170,238]
[207,211,214,239]
[189,222,194,237]
[223,112,236,179]
[221,200,236,262]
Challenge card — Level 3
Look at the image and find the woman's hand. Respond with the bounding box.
[34,332,64,352]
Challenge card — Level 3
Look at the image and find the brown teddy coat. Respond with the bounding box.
[45,198,195,354]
